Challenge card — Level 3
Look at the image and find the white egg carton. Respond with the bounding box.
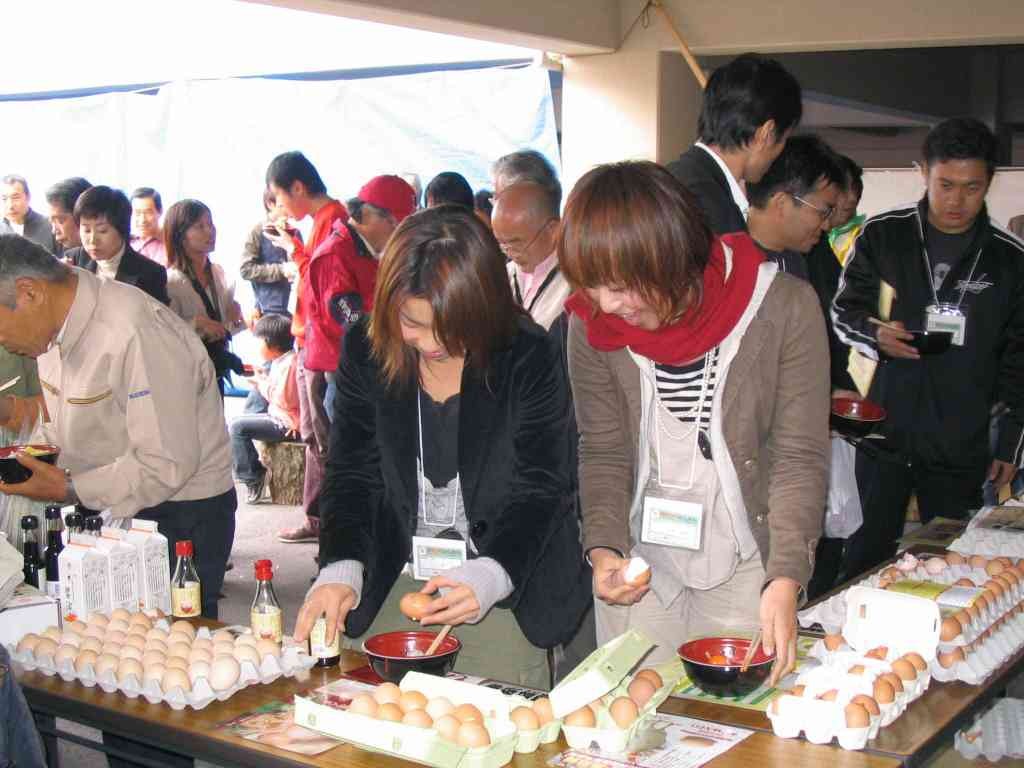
[955,698,1024,761]
[949,504,1024,560]
[928,611,1024,686]
[770,586,939,751]
[8,621,316,710]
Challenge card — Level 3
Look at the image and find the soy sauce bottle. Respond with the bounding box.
[43,506,64,600]
[20,515,41,589]
[251,560,283,642]
[64,512,83,538]
[85,515,102,537]
[171,540,202,618]
[309,616,340,668]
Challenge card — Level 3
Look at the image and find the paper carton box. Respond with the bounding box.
[95,534,140,614]
[58,534,110,621]
[113,522,170,613]
[0,583,59,647]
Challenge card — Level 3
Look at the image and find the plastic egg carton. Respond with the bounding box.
[929,611,1024,685]
[7,622,316,710]
[949,503,1024,560]
[503,694,561,751]
[955,698,1024,761]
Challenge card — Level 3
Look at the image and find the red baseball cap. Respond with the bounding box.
[358,175,417,224]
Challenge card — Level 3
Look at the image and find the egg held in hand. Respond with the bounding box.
[399,592,434,621]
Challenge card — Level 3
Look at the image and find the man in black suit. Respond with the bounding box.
[45,177,92,260]
[1,174,57,253]
[666,54,803,236]
[66,185,169,305]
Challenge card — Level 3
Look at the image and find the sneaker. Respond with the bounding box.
[278,523,318,543]
[245,475,266,505]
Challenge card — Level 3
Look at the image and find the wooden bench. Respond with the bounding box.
[255,440,306,506]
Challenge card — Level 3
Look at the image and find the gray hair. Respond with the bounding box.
[492,150,561,210]
[0,234,70,308]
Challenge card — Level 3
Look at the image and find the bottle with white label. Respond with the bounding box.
[43,505,64,601]
[250,559,283,642]
[309,616,340,667]
[171,540,202,618]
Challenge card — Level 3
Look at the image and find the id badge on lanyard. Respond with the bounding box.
[925,303,966,346]
[412,535,467,580]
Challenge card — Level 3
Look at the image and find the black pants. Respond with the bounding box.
[842,452,985,582]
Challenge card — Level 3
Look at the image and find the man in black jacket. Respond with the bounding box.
[833,118,1024,579]
[666,53,802,236]
[66,185,169,306]
[0,175,56,254]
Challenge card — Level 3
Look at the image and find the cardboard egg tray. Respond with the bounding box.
[955,697,1024,761]
[7,620,316,710]
[770,586,939,750]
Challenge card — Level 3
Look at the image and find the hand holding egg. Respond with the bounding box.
[416,576,480,626]
[589,548,650,606]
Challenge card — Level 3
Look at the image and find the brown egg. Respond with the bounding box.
[107,620,131,635]
[456,722,491,748]
[143,663,165,684]
[120,646,144,663]
[209,656,241,691]
[402,710,434,728]
[872,678,895,704]
[374,682,403,706]
[880,672,903,693]
[952,609,973,630]
[817,689,839,701]
[946,552,966,566]
[16,634,41,654]
[940,616,962,642]
[790,685,806,697]
[95,653,119,676]
[634,668,664,689]
[823,634,844,651]
[984,580,1004,598]
[67,621,88,636]
[510,706,541,731]
[845,702,871,729]
[986,560,1006,577]
[954,578,976,588]
[848,664,866,676]
[851,694,880,716]
[161,667,191,693]
[880,566,900,581]
[532,697,554,725]
[452,703,484,723]
[865,646,889,661]
[169,620,196,639]
[877,577,893,589]
[399,690,428,713]
[995,556,1014,567]
[969,555,989,570]
[348,694,378,718]
[891,659,917,682]
[587,698,605,715]
[434,714,461,742]
[975,593,990,614]
[609,696,639,728]
[627,677,657,707]
[565,706,597,728]
[117,659,144,685]
[938,647,965,668]
[903,652,927,673]
[377,703,404,722]
[110,608,132,623]
[399,592,433,621]
[55,645,79,665]
[124,634,146,651]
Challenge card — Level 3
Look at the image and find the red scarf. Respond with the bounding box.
[565,233,764,365]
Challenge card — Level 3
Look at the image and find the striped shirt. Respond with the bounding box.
[655,348,719,428]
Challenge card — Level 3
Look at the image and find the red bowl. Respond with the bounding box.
[362,630,461,684]
[830,397,886,437]
[678,637,774,697]
[0,444,59,484]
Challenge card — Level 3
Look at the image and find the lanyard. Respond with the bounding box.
[513,267,560,314]
[416,389,459,527]
[917,215,982,311]
[653,351,713,492]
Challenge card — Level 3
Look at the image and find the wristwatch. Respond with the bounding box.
[64,468,79,505]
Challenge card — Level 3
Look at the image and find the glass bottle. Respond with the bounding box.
[250,559,283,643]
[64,512,83,539]
[171,540,201,618]
[43,505,64,600]
[85,515,102,537]
[20,515,41,589]
[309,615,341,668]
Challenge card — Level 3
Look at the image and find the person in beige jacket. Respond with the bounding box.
[560,162,829,684]
[0,233,235,620]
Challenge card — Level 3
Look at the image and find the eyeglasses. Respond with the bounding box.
[790,194,835,222]
[497,219,555,258]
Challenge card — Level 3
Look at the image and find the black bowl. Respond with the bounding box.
[0,444,59,484]
[907,330,953,355]
[678,637,774,698]
[830,397,886,438]
[363,630,461,684]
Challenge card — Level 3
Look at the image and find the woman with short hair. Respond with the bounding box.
[561,161,829,683]
[295,205,590,688]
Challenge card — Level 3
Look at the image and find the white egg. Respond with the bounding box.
[188,648,212,664]
[213,642,235,657]
[55,645,79,665]
[161,667,191,693]
[209,656,241,691]
[212,630,235,645]
[189,660,211,685]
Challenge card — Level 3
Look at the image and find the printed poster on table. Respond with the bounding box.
[220,700,341,756]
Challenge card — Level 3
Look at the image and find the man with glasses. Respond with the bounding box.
[492,182,569,331]
[746,135,844,280]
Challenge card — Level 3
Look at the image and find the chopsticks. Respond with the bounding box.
[868,317,902,332]
[425,625,452,656]
[740,630,762,673]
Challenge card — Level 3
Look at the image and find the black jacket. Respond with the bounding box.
[832,200,1024,468]
[319,317,592,648]
[806,235,857,393]
[68,246,169,306]
[1,209,56,254]
[666,145,747,236]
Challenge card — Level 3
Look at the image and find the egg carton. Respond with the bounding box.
[929,612,1024,685]
[949,504,1024,561]
[8,622,316,710]
[503,694,561,751]
[955,698,1024,761]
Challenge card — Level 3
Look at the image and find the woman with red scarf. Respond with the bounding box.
[561,162,829,684]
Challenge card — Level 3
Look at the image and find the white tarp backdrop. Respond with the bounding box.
[0,64,560,308]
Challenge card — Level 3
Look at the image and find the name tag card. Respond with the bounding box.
[640,496,704,550]
[925,310,966,346]
[412,536,467,581]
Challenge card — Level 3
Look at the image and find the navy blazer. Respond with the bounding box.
[67,245,169,306]
[320,317,592,648]
[666,144,748,236]
[0,209,56,254]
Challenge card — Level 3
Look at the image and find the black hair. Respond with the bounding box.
[474,189,493,217]
[923,118,999,178]
[253,313,294,353]
[2,175,30,198]
[74,185,132,242]
[837,154,864,199]
[492,150,562,210]
[265,151,327,196]
[425,172,474,208]
[130,187,162,213]
[746,135,845,209]
[45,177,92,214]
[698,53,803,151]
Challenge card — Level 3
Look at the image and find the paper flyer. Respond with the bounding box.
[221,700,341,756]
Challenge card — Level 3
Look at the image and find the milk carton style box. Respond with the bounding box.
[95,534,140,614]
[115,522,170,613]
[58,533,110,622]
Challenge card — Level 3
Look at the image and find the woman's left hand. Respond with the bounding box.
[760,577,800,687]
[417,576,480,626]
[0,453,67,502]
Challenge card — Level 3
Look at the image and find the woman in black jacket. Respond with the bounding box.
[295,205,590,688]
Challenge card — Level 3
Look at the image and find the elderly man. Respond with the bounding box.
[1,175,56,254]
[492,182,569,331]
[0,234,235,620]
[44,177,92,258]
